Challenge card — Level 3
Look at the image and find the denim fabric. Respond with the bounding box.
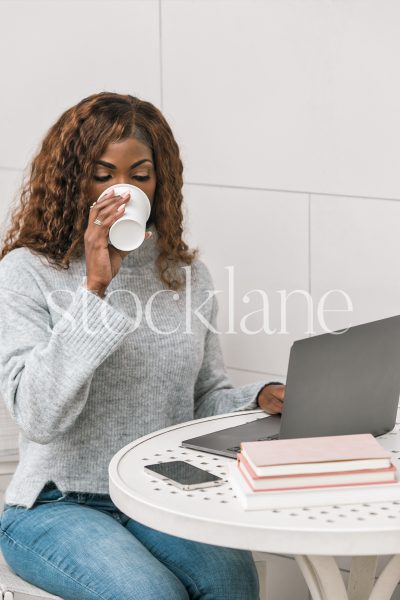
[0,483,259,600]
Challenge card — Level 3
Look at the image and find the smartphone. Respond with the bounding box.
[144,460,224,491]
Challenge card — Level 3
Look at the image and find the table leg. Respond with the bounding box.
[295,554,400,600]
[368,555,400,600]
[295,555,348,600]
[347,556,378,600]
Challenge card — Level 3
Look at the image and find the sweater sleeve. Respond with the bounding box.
[0,269,135,444]
[193,288,270,419]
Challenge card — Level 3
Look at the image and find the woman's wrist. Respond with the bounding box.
[86,287,106,299]
[84,277,108,299]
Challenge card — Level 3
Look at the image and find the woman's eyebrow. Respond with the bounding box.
[95,159,153,169]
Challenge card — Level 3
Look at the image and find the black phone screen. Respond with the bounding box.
[145,461,222,485]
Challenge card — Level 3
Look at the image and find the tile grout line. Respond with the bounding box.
[0,165,399,203]
[226,366,285,378]
[184,180,400,203]
[0,167,22,173]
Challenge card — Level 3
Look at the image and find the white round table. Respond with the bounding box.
[109,409,400,600]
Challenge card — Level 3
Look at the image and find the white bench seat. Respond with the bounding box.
[0,563,62,599]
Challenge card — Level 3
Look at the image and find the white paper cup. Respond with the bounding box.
[97,184,151,251]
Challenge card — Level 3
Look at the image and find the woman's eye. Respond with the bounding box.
[93,175,111,182]
[93,174,150,182]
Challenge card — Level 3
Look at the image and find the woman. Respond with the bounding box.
[0,92,284,600]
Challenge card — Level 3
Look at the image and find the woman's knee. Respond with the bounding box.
[198,548,260,600]
[1,530,189,600]
[111,569,189,600]
[0,504,190,600]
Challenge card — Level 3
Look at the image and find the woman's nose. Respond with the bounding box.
[114,177,130,185]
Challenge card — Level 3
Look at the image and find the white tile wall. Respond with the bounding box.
[227,368,286,389]
[162,0,400,199]
[0,0,160,170]
[0,169,24,238]
[184,184,309,375]
[0,473,14,505]
[311,196,400,333]
[0,398,19,461]
[259,554,310,600]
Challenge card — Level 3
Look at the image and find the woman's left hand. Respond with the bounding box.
[257,384,285,414]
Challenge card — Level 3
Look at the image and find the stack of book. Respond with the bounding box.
[229,433,400,510]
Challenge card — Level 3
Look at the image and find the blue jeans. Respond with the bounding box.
[0,482,259,599]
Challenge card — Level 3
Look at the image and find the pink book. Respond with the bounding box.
[240,433,392,477]
[238,453,397,491]
[229,463,400,511]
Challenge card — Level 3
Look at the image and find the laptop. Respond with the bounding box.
[182,314,400,458]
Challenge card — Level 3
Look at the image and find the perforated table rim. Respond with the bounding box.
[109,408,400,557]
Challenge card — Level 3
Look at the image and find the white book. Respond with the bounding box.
[229,463,400,511]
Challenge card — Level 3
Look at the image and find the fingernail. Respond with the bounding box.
[98,189,114,203]
[147,231,152,238]
[117,204,126,212]
[121,192,130,199]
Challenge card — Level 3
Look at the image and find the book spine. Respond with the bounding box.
[239,453,395,483]
[238,460,396,492]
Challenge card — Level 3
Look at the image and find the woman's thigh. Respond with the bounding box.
[126,519,260,600]
[0,501,189,600]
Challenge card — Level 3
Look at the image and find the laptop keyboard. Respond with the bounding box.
[226,434,279,454]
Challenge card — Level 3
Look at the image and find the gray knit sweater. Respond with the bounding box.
[0,225,268,508]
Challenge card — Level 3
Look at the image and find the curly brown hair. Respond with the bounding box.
[0,92,197,289]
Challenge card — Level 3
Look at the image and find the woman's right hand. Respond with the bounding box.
[84,189,151,297]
